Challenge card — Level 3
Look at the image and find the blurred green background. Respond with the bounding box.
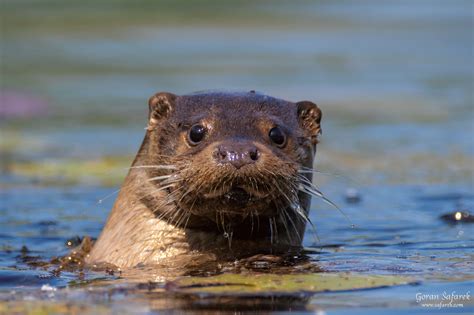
[1,0,473,186]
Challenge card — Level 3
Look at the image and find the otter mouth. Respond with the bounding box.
[178,183,286,221]
[224,187,252,206]
[182,185,275,216]
[177,179,287,219]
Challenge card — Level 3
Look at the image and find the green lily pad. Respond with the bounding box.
[168,272,413,295]
[0,301,111,315]
[8,157,131,186]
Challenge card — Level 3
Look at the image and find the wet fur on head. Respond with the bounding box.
[136,91,322,244]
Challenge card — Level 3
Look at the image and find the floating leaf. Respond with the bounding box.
[167,272,413,295]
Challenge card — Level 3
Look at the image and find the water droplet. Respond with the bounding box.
[345,188,362,204]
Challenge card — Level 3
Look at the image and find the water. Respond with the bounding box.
[1,0,473,313]
[0,185,472,312]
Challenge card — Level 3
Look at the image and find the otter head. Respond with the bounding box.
[141,91,321,243]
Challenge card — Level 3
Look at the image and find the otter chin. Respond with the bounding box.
[87,91,322,269]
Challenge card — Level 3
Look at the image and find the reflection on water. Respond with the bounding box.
[0,183,472,312]
[1,0,473,313]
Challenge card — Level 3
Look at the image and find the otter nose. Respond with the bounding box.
[215,142,260,169]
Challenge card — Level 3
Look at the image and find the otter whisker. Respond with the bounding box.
[159,178,184,186]
[184,180,207,226]
[250,211,255,235]
[174,207,191,228]
[255,209,261,232]
[179,170,210,206]
[297,181,353,226]
[168,187,191,226]
[155,206,176,220]
[97,188,122,204]
[278,211,294,245]
[282,206,303,242]
[273,217,279,244]
[297,169,334,175]
[298,183,323,198]
[177,186,195,205]
[257,167,304,245]
[152,189,182,216]
[164,199,187,226]
[280,189,304,244]
[152,183,176,193]
[271,217,279,246]
[170,186,191,226]
[290,202,320,244]
[271,178,298,209]
[217,210,226,237]
[298,167,358,184]
[138,183,179,210]
[274,194,299,245]
[298,165,320,171]
[297,174,332,201]
[289,201,308,223]
[155,201,184,222]
[298,184,337,209]
[149,172,182,185]
[147,175,173,182]
[130,165,178,170]
[139,183,180,211]
[179,205,193,230]
[268,217,274,245]
[162,187,183,206]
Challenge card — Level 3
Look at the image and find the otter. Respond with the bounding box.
[87,91,322,269]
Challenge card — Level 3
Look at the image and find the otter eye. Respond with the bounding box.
[269,126,286,147]
[188,124,206,144]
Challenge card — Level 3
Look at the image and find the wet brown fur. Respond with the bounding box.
[87,91,322,268]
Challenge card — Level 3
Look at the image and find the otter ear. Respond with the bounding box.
[147,92,177,130]
[296,101,322,145]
